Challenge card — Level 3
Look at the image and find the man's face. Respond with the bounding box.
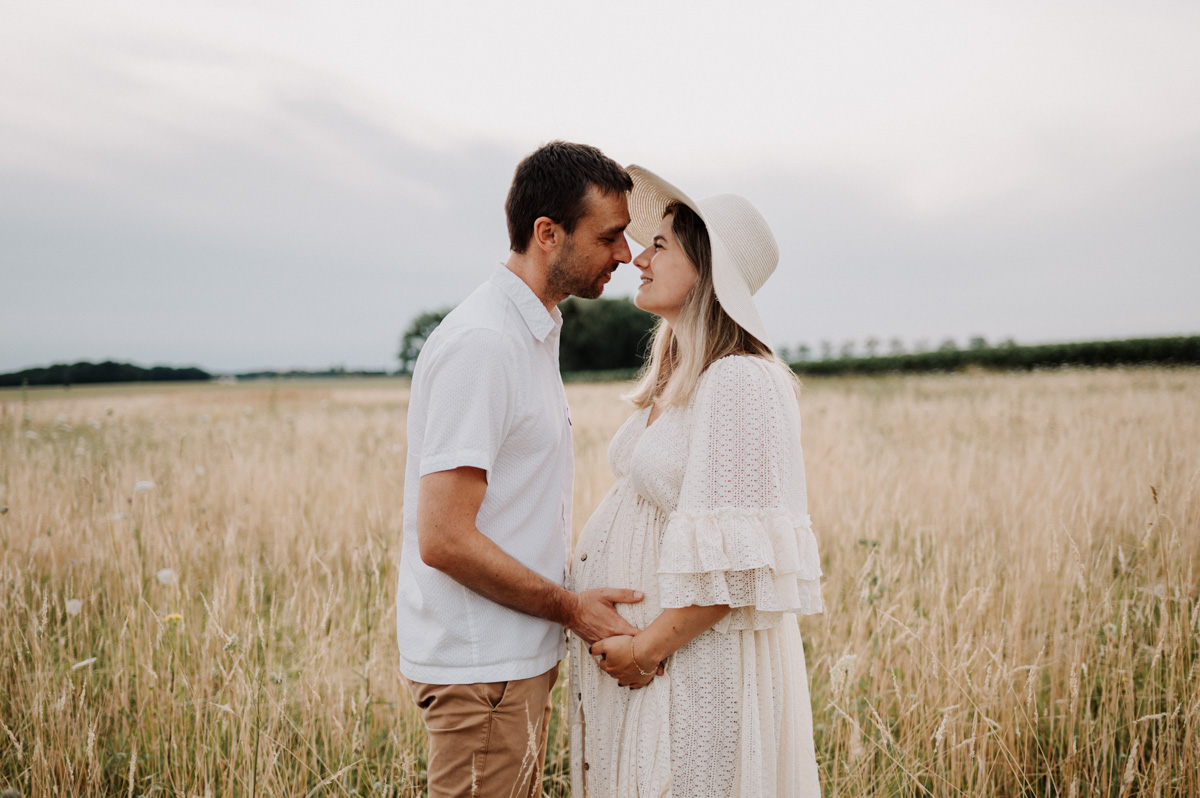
[546,186,632,300]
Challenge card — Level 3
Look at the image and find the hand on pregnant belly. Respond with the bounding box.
[589,634,664,688]
[567,588,645,645]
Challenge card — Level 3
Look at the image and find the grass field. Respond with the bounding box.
[2,368,1198,796]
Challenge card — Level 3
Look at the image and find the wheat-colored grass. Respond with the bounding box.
[1,368,1197,796]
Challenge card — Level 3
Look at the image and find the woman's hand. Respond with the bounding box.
[589,635,660,689]
[588,604,729,689]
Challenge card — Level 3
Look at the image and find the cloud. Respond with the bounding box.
[0,45,524,372]
[742,135,1200,350]
[2,2,1198,373]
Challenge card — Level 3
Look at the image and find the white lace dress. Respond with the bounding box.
[568,356,824,798]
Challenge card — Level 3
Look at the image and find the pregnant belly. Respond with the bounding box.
[572,486,670,629]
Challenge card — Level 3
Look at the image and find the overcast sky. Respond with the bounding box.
[2,1,1198,373]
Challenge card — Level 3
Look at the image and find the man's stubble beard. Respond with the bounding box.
[546,237,604,301]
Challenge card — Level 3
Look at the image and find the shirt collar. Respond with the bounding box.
[491,265,562,342]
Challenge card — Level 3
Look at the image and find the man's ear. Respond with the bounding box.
[532,216,559,253]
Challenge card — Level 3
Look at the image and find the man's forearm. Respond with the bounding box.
[428,524,578,627]
[428,527,642,643]
[418,467,576,625]
[417,467,640,643]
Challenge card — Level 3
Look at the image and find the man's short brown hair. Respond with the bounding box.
[505,141,633,254]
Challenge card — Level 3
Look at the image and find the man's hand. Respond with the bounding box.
[566,588,643,645]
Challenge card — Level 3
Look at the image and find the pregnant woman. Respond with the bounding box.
[568,165,824,797]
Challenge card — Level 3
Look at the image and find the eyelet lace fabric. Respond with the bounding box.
[568,356,823,797]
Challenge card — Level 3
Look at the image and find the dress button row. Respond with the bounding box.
[580,553,587,561]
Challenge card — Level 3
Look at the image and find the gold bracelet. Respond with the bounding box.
[630,637,655,677]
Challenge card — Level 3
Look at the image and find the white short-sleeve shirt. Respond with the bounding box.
[396,266,574,684]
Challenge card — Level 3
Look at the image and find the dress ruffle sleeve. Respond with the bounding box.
[656,357,823,631]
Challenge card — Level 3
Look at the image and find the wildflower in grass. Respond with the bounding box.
[830,653,857,700]
[134,480,155,493]
[847,719,865,762]
[933,705,959,752]
[933,713,948,752]
[156,568,177,586]
[65,599,82,616]
[165,613,183,623]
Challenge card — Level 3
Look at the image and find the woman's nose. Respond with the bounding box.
[633,246,651,269]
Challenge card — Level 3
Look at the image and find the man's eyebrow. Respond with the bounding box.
[600,223,629,236]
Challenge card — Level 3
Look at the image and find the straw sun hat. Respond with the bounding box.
[625,164,779,349]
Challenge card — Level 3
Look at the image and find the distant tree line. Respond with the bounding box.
[558,297,655,371]
[401,303,1200,379]
[398,309,454,374]
[398,297,655,375]
[790,335,1200,376]
[14,335,1191,389]
[781,335,1013,362]
[234,367,389,380]
[0,361,211,387]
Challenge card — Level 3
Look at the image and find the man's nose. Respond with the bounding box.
[615,234,632,263]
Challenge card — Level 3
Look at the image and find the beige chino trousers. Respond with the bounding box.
[407,665,559,798]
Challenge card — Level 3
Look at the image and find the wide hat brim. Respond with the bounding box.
[626,164,778,349]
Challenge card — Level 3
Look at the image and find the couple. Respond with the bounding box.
[396,142,823,797]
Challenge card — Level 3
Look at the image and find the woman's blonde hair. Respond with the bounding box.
[626,202,799,409]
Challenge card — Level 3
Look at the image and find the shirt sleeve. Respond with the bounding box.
[415,326,517,479]
[656,356,823,631]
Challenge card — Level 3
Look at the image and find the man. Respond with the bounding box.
[396,141,642,797]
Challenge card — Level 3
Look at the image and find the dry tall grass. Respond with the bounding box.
[1,368,1197,796]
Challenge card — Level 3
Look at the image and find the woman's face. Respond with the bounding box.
[632,213,699,324]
